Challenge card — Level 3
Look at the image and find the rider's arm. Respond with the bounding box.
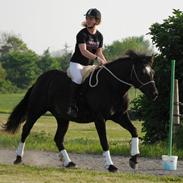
[79,43,106,64]
[96,48,107,63]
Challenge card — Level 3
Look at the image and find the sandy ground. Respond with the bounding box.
[0,149,183,176]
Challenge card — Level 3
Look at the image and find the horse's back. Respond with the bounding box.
[28,70,70,109]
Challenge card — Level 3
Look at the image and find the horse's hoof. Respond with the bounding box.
[65,161,77,168]
[129,154,139,169]
[14,155,22,164]
[108,165,118,172]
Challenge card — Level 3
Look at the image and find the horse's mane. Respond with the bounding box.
[125,50,149,58]
[105,50,151,66]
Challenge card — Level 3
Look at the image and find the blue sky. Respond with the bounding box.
[0,0,182,54]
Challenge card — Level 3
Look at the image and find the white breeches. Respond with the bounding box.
[69,62,84,84]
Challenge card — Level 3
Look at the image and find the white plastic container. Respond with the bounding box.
[162,155,178,170]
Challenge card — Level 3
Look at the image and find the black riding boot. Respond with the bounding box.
[67,82,80,118]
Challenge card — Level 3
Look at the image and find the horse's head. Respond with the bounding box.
[127,50,158,101]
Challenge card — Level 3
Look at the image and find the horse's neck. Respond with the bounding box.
[107,59,132,78]
[105,60,132,93]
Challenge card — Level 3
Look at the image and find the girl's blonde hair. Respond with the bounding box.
[81,19,101,27]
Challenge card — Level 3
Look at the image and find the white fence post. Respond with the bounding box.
[174,79,180,125]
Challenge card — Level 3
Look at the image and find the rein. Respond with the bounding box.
[89,64,155,89]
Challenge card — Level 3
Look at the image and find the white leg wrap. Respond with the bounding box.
[131,137,140,156]
[16,142,25,157]
[103,150,113,168]
[59,149,71,167]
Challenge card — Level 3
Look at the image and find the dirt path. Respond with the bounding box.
[0,149,183,176]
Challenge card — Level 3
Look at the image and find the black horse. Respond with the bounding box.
[3,50,158,172]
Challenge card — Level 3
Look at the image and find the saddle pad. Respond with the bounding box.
[67,65,98,82]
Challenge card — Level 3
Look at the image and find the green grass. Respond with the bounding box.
[0,114,138,154]
[0,114,182,158]
[0,92,182,158]
[0,164,182,183]
[0,93,24,113]
[0,88,141,113]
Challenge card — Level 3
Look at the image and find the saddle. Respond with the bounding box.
[66,65,98,83]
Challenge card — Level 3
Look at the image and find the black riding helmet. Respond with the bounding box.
[85,8,101,23]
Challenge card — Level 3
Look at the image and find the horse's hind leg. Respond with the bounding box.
[112,112,139,169]
[14,111,44,164]
[54,118,76,168]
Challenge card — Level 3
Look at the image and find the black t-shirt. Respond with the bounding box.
[70,28,103,66]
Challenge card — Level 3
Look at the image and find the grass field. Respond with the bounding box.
[0,92,183,182]
[0,93,24,113]
[0,88,141,113]
[0,164,183,183]
[0,91,182,158]
[0,114,182,158]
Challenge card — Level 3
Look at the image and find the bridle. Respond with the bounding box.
[130,65,155,89]
[89,64,155,89]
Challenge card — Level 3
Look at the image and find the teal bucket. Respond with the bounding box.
[162,155,178,170]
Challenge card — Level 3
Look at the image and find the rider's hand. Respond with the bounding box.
[98,57,107,65]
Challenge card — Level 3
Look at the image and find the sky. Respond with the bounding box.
[0,0,182,55]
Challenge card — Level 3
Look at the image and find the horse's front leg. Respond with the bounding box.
[54,118,76,168]
[112,112,140,169]
[94,118,118,172]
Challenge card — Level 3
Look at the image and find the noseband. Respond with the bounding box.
[89,64,155,89]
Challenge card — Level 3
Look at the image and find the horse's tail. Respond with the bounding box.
[3,85,34,134]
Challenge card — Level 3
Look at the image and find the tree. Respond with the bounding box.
[132,9,183,144]
[0,32,39,90]
[37,48,60,74]
[59,52,72,71]
[0,63,16,93]
[104,36,154,61]
[2,50,39,89]
[0,63,6,80]
[0,33,28,56]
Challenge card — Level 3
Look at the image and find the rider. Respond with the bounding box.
[67,8,107,117]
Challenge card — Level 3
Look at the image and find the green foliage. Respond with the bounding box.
[0,63,6,80]
[0,80,18,93]
[104,36,154,61]
[59,52,72,71]
[0,32,28,56]
[0,63,19,93]
[0,32,154,92]
[0,33,39,91]
[174,125,183,149]
[37,49,60,74]
[132,9,183,145]
[149,9,183,60]
[1,50,39,89]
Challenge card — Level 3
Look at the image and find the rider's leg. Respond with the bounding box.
[67,62,83,117]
